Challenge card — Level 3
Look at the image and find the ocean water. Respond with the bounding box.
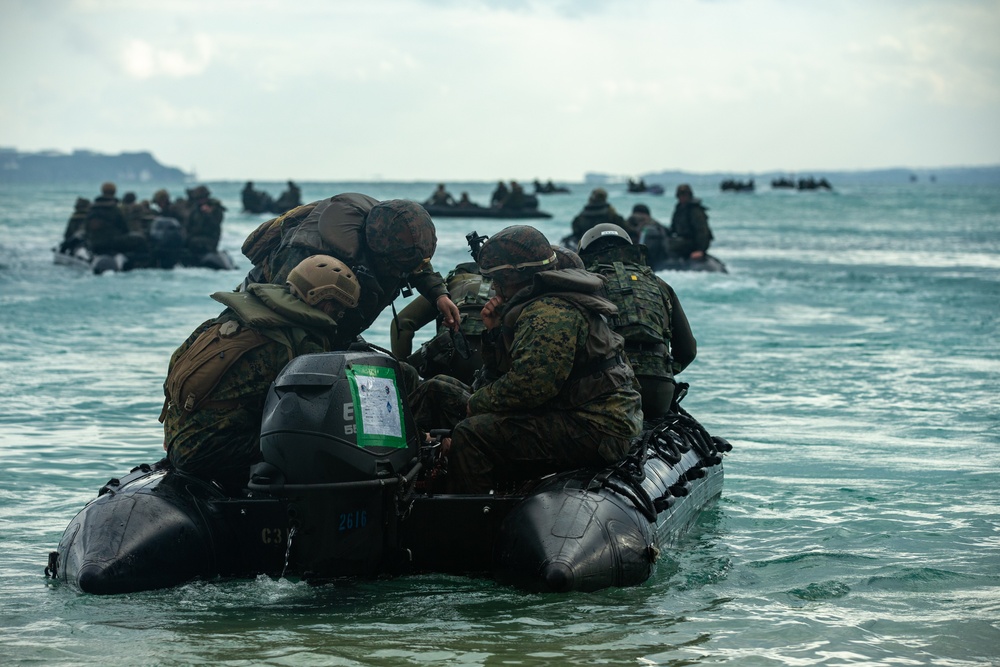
[1,179,998,666]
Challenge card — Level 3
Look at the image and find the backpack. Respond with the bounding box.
[590,260,669,345]
[160,320,274,421]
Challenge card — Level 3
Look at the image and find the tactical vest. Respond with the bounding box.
[587,250,671,346]
[501,269,634,410]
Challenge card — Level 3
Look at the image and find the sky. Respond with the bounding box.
[1,0,999,182]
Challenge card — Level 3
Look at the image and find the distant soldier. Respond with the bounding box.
[425,183,456,207]
[622,203,658,245]
[490,181,509,208]
[272,180,302,214]
[667,184,712,259]
[120,191,147,235]
[570,188,626,245]
[84,182,147,256]
[578,223,697,419]
[184,185,226,259]
[152,189,188,223]
[60,197,91,251]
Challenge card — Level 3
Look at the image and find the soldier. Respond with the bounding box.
[578,223,697,419]
[441,225,643,494]
[490,181,509,208]
[160,255,361,492]
[119,192,147,235]
[240,193,460,347]
[667,184,713,259]
[83,182,147,256]
[623,203,657,244]
[272,180,302,214]
[390,231,497,386]
[184,185,226,260]
[152,188,188,223]
[570,188,626,246]
[60,197,91,251]
[425,183,456,207]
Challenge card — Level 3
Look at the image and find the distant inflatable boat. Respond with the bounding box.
[54,216,236,274]
[47,348,729,595]
[423,204,553,219]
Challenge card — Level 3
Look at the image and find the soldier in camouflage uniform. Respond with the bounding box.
[578,223,697,419]
[240,194,460,346]
[440,225,643,494]
[395,244,583,387]
[160,255,361,492]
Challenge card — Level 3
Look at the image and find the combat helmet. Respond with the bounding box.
[365,199,437,273]
[551,244,584,270]
[478,225,556,285]
[286,255,361,310]
[579,223,632,254]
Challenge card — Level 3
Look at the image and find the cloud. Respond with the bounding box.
[121,35,214,79]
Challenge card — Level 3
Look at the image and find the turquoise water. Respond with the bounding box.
[1,180,998,666]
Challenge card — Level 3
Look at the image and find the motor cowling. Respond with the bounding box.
[257,350,420,580]
[260,350,419,485]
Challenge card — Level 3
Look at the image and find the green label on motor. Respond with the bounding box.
[345,364,407,449]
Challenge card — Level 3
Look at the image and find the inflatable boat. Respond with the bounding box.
[47,347,729,595]
[423,204,553,220]
[54,216,236,274]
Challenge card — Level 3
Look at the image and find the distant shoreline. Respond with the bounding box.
[2,147,997,186]
[0,148,191,184]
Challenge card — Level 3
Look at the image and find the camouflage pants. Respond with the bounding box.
[165,404,263,493]
[407,374,471,433]
[447,411,631,494]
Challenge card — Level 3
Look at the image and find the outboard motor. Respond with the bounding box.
[149,216,184,268]
[253,349,421,580]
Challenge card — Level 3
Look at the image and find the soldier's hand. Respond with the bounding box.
[436,295,460,331]
[481,295,505,330]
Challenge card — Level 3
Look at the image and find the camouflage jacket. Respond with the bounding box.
[470,268,643,439]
